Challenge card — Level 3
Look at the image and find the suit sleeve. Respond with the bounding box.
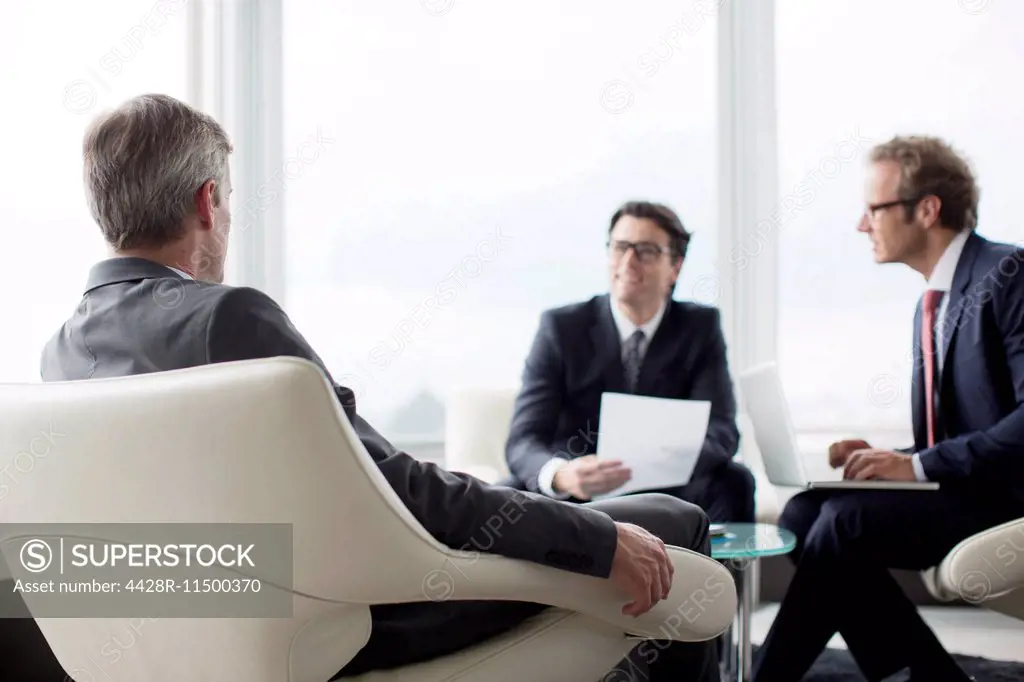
[205,287,619,578]
[917,259,1024,481]
[504,310,568,493]
[687,308,741,480]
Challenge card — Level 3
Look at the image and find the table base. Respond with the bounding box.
[721,557,758,682]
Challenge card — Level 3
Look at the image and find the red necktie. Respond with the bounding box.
[922,289,943,447]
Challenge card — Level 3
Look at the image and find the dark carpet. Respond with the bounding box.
[758,646,1024,681]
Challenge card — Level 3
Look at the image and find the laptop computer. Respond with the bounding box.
[737,362,939,491]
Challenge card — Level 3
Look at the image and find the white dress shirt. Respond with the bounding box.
[167,266,193,280]
[912,228,971,481]
[537,298,669,498]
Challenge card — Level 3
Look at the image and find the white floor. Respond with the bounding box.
[750,603,1024,663]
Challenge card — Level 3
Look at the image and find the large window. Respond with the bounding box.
[775,0,1024,442]
[282,1,720,440]
[0,2,189,382]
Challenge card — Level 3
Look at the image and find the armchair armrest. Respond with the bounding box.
[924,516,1024,603]
[350,543,736,643]
[439,545,737,641]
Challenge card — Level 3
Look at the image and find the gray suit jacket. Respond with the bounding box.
[41,257,618,577]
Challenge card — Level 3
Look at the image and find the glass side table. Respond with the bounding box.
[711,522,796,682]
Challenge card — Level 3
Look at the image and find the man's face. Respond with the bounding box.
[857,160,926,264]
[607,215,682,307]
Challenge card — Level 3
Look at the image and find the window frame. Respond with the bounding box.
[190,0,285,302]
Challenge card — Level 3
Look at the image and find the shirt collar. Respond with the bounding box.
[927,228,971,292]
[84,257,194,294]
[166,266,194,280]
[609,297,667,343]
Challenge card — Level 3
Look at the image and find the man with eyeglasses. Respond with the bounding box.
[752,136,1024,681]
[503,200,755,527]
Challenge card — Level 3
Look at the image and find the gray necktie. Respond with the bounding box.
[623,330,645,393]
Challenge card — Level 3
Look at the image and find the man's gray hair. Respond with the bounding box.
[82,93,233,250]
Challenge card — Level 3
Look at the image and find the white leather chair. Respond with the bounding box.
[921,516,1024,621]
[0,358,736,682]
[443,387,519,484]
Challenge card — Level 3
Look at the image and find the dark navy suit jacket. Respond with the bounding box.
[504,294,739,493]
[912,232,1024,503]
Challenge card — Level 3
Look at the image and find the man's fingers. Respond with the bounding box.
[648,563,663,614]
[844,458,861,479]
[659,550,672,599]
[843,450,867,478]
[624,579,652,617]
[584,468,632,495]
[597,459,624,470]
[853,463,871,480]
[844,450,878,479]
[593,464,630,479]
[607,469,632,486]
[854,462,879,481]
[851,456,884,477]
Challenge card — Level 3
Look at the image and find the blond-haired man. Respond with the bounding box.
[754,136,1024,681]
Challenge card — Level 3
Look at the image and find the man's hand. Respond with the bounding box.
[828,438,872,469]
[608,522,673,617]
[552,455,631,500]
[843,448,916,481]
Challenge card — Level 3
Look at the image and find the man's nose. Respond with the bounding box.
[621,247,641,266]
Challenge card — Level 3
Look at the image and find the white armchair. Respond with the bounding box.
[443,387,519,484]
[0,358,736,682]
[921,516,1024,621]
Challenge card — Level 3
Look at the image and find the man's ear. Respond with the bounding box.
[917,195,942,229]
[193,178,218,229]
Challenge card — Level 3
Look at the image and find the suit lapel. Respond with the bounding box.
[591,296,627,393]
[911,232,981,447]
[939,232,981,382]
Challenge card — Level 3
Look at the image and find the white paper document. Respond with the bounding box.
[593,392,711,499]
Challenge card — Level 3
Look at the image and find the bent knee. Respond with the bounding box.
[642,492,707,518]
[725,460,756,499]
[779,491,816,530]
[637,493,710,550]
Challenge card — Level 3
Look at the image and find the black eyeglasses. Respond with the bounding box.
[607,240,674,263]
[865,196,924,219]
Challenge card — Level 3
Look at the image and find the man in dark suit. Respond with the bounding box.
[504,201,755,523]
[753,136,1024,681]
[41,94,721,681]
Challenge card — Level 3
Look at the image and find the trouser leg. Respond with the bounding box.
[753,489,1003,682]
[647,460,757,523]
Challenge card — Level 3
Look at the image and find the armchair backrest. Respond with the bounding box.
[443,387,518,480]
[0,357,456,681]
